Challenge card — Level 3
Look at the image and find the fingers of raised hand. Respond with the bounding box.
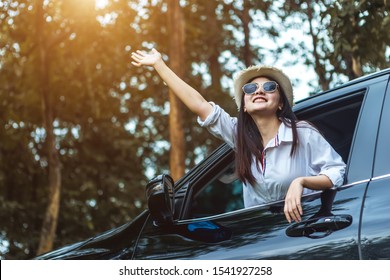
[131,51,145,67]
[131,51,143,61]
[136,50,147,56]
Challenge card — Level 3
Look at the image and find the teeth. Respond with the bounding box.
[253,97,266,102]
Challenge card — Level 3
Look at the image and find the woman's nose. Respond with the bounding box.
[254,87,265,95]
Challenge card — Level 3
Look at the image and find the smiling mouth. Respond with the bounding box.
[253,97,267,103]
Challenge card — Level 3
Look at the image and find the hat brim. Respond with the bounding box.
[233,65,294,109]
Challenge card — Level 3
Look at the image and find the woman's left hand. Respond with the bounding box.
[284,178,304,223]
[131,48,162,67]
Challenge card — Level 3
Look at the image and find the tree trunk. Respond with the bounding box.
[306,0,330,91]
[350,12,363,78]
[242,0,252,67]
[36,0,62,255]
[206,2,223,94]
[167,0,186,181]
[351,55,363,78]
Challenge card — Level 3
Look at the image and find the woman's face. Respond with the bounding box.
[243,76,282,117]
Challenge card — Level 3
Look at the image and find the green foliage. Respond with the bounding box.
[281,0,390,91]
[325,0,390,78]
[0,0,149,259]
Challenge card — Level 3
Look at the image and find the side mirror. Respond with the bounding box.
[145,174,175,226]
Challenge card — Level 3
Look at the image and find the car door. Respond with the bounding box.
[132,74,388,260]
[359,74,390,259]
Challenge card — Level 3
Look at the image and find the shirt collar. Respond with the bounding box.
[277,121,293,143]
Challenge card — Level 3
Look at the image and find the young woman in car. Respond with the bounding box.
[131,48,346,224]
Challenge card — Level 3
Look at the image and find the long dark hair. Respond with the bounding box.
[235,77,299,185]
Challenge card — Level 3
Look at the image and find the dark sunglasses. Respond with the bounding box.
[242,81,279,95]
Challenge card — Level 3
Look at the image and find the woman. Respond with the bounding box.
[131,48,346,223]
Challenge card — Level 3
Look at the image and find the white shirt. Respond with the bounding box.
[198,103,346,208]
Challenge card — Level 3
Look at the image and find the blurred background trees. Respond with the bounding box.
[0,0,389,259]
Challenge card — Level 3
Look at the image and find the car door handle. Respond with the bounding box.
[286,215,353,239]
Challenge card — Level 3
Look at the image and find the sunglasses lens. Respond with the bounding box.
[243,83,258,94]
[263,81,277,92]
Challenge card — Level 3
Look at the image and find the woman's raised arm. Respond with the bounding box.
[131,48,213,121]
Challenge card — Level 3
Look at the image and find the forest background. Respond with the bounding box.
[0,0,389,259]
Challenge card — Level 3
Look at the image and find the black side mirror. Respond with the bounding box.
[145,174,175,226]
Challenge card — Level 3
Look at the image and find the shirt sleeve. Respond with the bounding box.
[306,128,346,187]
[197,102,237,149]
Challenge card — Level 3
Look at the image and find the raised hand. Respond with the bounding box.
[131,48,162,67]
[130,47,212,120]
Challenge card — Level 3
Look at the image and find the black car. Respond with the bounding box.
[36,68,390,260]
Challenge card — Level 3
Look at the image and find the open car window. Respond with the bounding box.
[190,163,243,218]
[186,90,366,220]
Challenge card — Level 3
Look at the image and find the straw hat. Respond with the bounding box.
[233,65,294,109]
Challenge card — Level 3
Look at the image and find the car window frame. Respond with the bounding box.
[344,76,388,182]
[373,76,390,178]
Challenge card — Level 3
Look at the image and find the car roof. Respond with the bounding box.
[294,67,390,111]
